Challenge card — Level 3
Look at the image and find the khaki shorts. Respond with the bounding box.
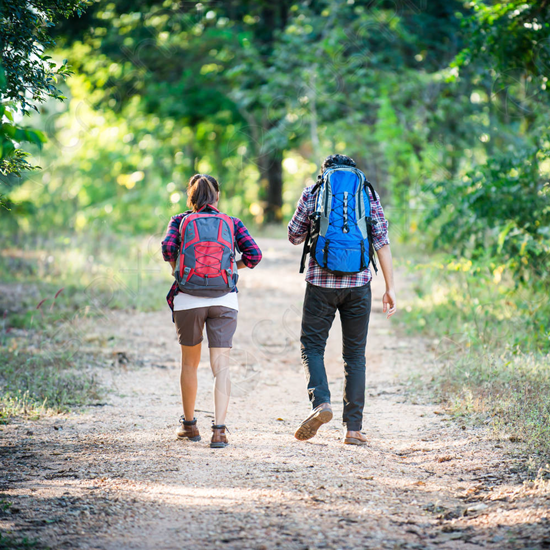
[174,306,238,348]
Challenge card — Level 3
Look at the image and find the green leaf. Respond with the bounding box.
[497,221,516,252]
[27,129,47,144]
[1,123,16,138]
[14,128,27,141]
[2,140,15,157]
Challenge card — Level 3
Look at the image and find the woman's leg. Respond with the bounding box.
[209,347,231,425]
[180,343,202,420]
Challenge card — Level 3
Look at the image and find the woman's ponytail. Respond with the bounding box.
[186,174,220,212]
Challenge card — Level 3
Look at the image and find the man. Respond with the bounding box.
[288,154,396,445]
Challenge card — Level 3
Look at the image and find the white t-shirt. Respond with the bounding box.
[173,291,239,312]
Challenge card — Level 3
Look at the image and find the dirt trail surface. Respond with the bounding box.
[2,239,549,550]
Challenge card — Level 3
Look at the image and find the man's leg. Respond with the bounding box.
[295,284,338,441]
[300,283,338,407]
[338,284,372,441]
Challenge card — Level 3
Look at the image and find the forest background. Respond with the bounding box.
[1,0,550,460]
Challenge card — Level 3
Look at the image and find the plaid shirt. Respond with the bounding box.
[288,184,390,288]
[162,208,262,311]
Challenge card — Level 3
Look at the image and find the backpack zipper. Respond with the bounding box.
[343,191,349,233]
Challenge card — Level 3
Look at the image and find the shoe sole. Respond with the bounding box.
[343,437,367,446]
[210,442,229,448]
[176,434,201,442]
[294,409,333,441]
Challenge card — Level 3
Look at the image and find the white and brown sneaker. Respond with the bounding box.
[294,403,333,441]
[176,417,201,441]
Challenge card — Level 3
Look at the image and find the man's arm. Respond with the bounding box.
[288,188,311,245]
[369,189,396,318]
[376,244,396,318]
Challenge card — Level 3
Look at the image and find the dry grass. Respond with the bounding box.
[0,348,102,423]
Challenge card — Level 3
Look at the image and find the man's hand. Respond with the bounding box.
[382,288,397,318]
[376,245,396,318]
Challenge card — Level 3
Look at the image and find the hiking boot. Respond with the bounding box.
[210,424,229,448]
[176,417,201,441]
[294,403,333,441]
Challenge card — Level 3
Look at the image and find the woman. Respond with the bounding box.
[161,174,262,448]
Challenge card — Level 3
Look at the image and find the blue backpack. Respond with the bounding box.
[300,165,378,275]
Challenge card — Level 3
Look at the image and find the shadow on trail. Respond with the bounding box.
[2,239,549,550]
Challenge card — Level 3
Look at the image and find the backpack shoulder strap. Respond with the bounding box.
[362,179,379,274]
[217,212,236,252]
[178,210,194,235]
[299,223,311,274]
[363,179,377,204]
[299,186,322,274]
[317,171,334,237]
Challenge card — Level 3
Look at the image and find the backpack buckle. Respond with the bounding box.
[180,266,191,286]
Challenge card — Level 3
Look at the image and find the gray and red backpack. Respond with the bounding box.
[174,205,238,297]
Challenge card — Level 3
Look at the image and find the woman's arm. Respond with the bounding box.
[161,214,183,265]
[233,218,262,269]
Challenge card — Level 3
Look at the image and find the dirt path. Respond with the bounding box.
[2,239,549,549]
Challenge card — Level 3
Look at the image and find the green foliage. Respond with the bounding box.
[35,0,471,224]
[0,532,47,550]
[0,71,47,178]
[404,256,550,351]
[425,144,550,286]
[415,1,550,292]
[391,0,550,460]
[0,0,89,191]
[453,0,550,78]
[0,0,88,112]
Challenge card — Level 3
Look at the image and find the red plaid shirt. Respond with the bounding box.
[288,184,390,288]
[161,208,262,311]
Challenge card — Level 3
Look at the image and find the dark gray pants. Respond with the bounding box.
[300,282,372,431]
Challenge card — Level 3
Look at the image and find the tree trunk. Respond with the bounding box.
[258,149,283,223]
